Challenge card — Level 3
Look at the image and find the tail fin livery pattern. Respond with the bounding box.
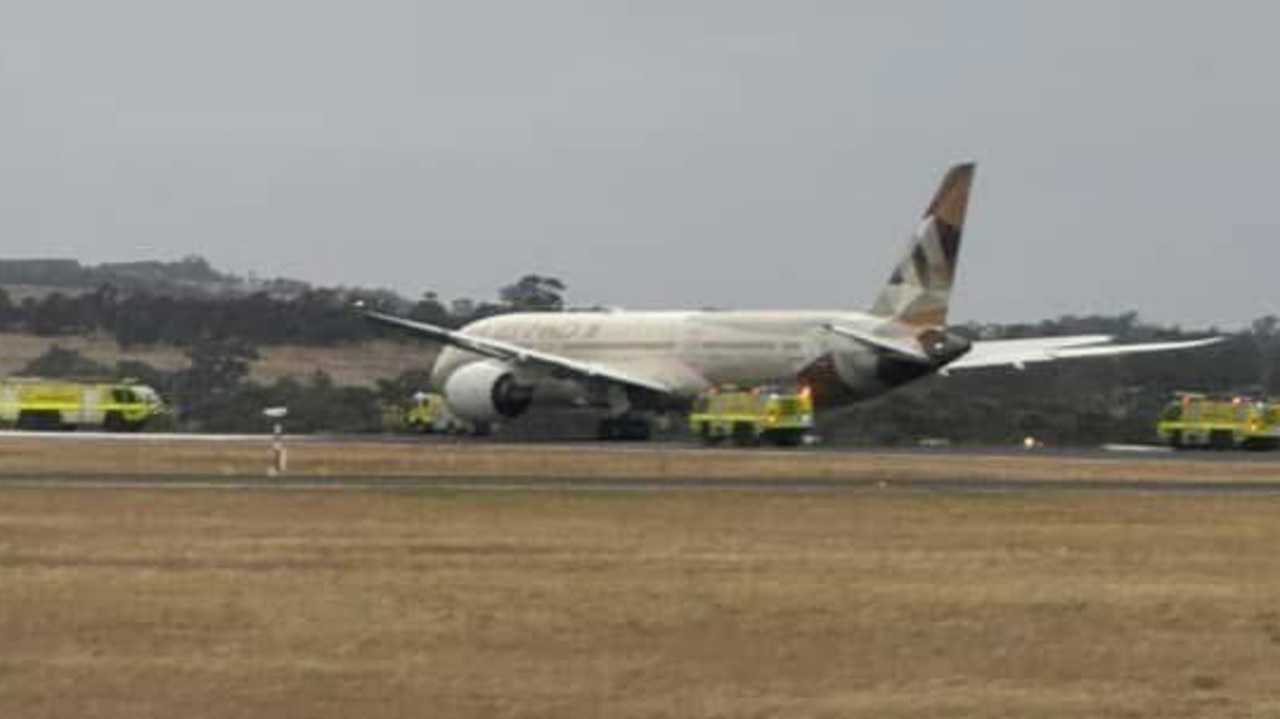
[870,163,975,327]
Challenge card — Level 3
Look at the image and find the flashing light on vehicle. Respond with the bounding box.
[1158,394,1280,451]
[690,384,814,447]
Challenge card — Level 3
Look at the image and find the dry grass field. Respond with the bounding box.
[2,485,1280,718]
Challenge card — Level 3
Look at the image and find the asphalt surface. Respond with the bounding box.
[4,428,1280,463]
[3,471,1280,496]
[4,430,1280,495]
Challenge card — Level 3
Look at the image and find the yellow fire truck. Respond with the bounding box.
[404,392,475,434]
[0,379,166,431]
[689,385,814,447]
[1156,393,1280,450]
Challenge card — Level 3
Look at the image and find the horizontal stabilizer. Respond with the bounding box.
[944,335,1224,372]
[823,323,931,362]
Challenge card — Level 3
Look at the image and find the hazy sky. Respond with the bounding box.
[3,1,1277,327]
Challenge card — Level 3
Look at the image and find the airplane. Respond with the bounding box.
[359,163,1221,440]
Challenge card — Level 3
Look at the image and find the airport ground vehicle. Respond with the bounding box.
[689,385,814,447]
[402,392,477,434]
[0,378,166,431]
[1156,394,1280,450]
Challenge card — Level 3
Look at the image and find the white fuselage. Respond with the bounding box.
[431,309,937,410]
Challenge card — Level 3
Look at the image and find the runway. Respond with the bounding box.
[3,427,1278,462]
[2,431,1279,494]
[5,470,1280,496]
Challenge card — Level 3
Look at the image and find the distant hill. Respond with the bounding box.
[0,256,314,300]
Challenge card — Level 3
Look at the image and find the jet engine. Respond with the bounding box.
[442,360,534,423]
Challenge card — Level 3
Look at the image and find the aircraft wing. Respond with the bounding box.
[359,308,674,395]
[944,334,1224,372]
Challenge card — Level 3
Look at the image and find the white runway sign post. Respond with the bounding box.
[263,406,288,476]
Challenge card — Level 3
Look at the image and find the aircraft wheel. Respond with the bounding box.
[1249,437,1280,451]
[1209,430,1234,451]
[764,429,804,447]
[730,423,759,447]
[631,419,652,441]
[17,410,63,432]
[598,416,651,441]
[699,424,724,446]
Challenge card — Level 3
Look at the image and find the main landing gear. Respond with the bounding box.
[596,414,652,441]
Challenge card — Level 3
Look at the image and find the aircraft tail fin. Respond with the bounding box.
[870,163,975,327]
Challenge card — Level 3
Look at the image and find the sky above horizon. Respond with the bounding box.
[3,1,1278,329]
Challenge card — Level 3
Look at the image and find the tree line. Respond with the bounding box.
[0,274,570,348]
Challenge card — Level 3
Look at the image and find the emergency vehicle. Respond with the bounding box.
[404,392,475,434]
[0,379,166,431]
[1156,393,1280,450]
[689,385,814,447]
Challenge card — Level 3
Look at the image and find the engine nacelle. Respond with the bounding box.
[442,360,534,423]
